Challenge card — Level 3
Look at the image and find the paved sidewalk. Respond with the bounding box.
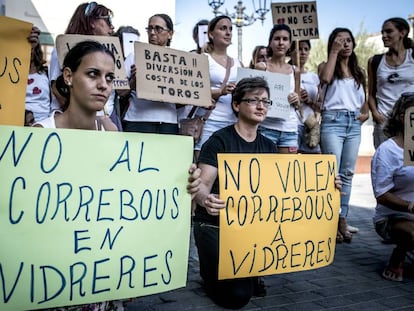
[127,174,414,310]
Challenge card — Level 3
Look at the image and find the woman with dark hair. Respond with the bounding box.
[371,92,414,282]
[122,13,180,134]
[193,77,275,309]
[25,26,51,122]
[290,40,321,153]
[255,23,301,154]
[368,17,414,149]
[318,27,369,243]
[193,15,242,159]
[35,40,117,132]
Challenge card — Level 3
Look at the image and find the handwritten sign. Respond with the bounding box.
[0,16,32,126]
[271,1,319,40]
[0,125,193,310]
[56,34,129,90]
[218,154,339,280]
[237,68,290,119]
[404,106,414,165]
[134,42,211,107]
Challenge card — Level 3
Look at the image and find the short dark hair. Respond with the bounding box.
[231,77,270,116]
[384,92,414,138]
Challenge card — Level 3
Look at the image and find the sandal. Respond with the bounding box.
[382,266,403,282]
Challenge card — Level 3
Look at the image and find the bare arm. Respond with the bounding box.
[377,192,413,214]
[194,163,226,216]
[367,57,385,124]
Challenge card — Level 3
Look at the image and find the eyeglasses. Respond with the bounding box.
[97,15,113,27]
[146,25,169,34]
[240,98,272,107]
[84,1,97,17]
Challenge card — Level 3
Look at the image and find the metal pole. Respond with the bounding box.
[238,26,242,62]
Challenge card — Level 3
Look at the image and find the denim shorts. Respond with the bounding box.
[258,126,298,149]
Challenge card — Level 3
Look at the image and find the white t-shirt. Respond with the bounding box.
[123,53,178,123]
[376,48,414,117]
[322,78,365,111]
[25,72,51,121]
[371,137,414,223]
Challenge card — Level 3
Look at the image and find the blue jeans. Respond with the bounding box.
[320,111,361,217]
[258,126,298,151]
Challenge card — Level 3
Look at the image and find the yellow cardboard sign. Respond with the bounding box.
[404,106,414,165]
[271,1,319,40]
[56,34,129,90]
[218,154,339,280]
[0,16,32,126]
[0,126,193,310]
[134,42,211,107]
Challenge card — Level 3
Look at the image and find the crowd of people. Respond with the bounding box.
[9,1,414,309]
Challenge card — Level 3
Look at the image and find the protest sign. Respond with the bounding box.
[0,16,32,126]
[0,125,193,310]
[56,34,129,90]
[218,154,339,280]
[404,106,414,165]
[237,68,290,119]
[271,1,319,40]
[134,42,211,107]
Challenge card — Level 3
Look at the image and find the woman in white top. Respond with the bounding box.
[371,93,414,282]
[35,40,117,132]
[193,15,242,159]
[255,24,300,154]
[318,27,369,243]
[123,13,179,135]
[368,17,414,148]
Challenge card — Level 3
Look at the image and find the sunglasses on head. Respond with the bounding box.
[97,15,113,27]
[84,1,97,17]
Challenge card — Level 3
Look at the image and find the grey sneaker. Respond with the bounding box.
[347,224,359,233]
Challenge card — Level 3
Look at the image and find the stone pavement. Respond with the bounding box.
[126,174,414,310]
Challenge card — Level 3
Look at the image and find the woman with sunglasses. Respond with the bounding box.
[49,2,120,129]
[371,92,414,282]
[122,14,179,134]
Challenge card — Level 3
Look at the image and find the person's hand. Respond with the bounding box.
[334,175,346,196]
[221,82,236,96]
[187,163,201,199]
[357,112,369,123]
[300,88,310,104]
[331,37,344,54]
[28,26,40,49]
[372,111,386,124]
[288,92,300,108]
[204,193,225,216]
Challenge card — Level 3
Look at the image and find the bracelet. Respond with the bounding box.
[408,201,414,213]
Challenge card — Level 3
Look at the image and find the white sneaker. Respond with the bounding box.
[347,224,359,233]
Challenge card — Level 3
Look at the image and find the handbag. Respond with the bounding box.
[179,56,232,142]
[304,83,327,148]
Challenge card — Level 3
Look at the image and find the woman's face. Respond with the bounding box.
[335,31,353,57]
[381,21,406,48]
[64,51,115,112]
[270,30,291,57]
[147,16,173,46]
[91,15,114,35]
[209,18,232,47]
[291,41,310,66]
[257,48,267,63]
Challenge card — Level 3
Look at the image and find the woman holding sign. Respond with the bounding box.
[318,28,369,243]
[193,77,276,309]
[122,13,179,134]
[371,93,414,282]
[255,24,301,154]
[193,15,242,159]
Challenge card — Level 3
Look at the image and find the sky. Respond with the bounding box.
[173,0,412,63]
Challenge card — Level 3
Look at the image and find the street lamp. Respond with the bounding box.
[208,0,269,62]
[408,13,414,40]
